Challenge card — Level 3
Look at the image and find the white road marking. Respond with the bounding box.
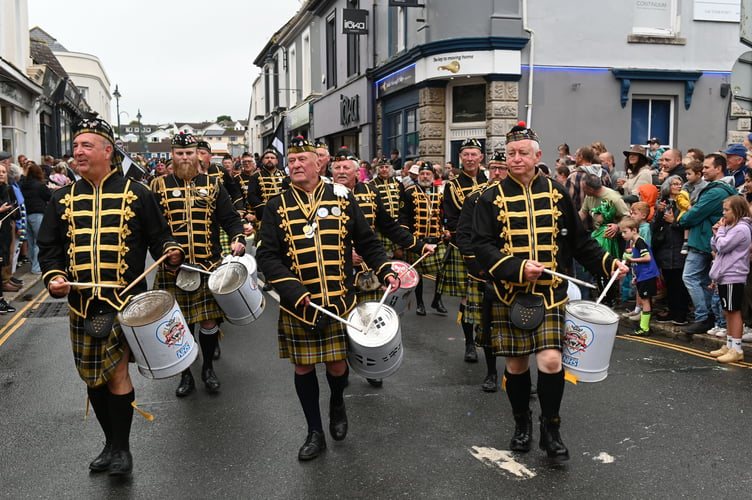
[593,452,615,463]
[469,446,536,479]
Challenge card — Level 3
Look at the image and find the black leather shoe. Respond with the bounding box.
[416,303,426,316]
[89,443,112,472]
[464,344,478,362]
[539,416,569,461]
[213,343,221,360]
[481,373,498,392]
[431,296,448,314]
[107,449,133,476]
[329,402,348,441]
[510,411,533,452]
[367,378,383,387]
[9,277,23,286]
[202,368,221,393]
[683,319,714,335]
[175,370,195,397]
[298,430,326,461]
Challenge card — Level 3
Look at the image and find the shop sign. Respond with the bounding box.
[340,94,360,126]
[343,9,368,34]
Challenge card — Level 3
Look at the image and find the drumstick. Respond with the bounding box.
[397,252,430,280]
[363,286,392,334]
[121,254,169,295]
[180,264,212,275]
[63,282,124,288]
[542,269,597,290]
[309,302,363,333]
[0,205,20,224]
[596,261,625,305]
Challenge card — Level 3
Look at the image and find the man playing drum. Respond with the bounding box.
[39,117,184,476]
[472,125,628,461]
[330,147,434,387]
[257,137,399,461]
[439,138,488,362]
[369,155,404,258]
[151,133,246,397]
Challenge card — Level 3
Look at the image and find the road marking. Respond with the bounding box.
[0,289,49,348]
[593,452,615,463]
[617,335,752,369]
[469,446,536,479]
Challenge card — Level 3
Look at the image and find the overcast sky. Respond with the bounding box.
[28,0,303,125]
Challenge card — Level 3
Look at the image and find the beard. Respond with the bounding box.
[175,157,200,181]
[418,178,433,189]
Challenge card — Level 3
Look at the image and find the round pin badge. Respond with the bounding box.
[172,189,181,197]
[317,207,329,218]
[199,189,208,196]
[331,206,342,217]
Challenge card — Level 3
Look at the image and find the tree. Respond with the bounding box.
[216,115,232,123]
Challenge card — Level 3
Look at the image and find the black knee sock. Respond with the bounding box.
[87,385,111,444]
[108,390,135,451]
[483,347,497,376]
[537,369,565,418]
[199,326,219,371]
[294,370,322,433]
[415,277,424,306]
[461,321,475,346]
[325,369,348,407]
[504,369,531,415]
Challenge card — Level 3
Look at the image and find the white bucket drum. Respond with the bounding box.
[567,281,581,301]
[208,261,264,325]
[346,302,403,379]
[562,300,620,382]
[386,260,420,316]
[119,290,197,379]
[222,253,259,282]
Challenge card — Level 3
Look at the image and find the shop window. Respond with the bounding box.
[452,84,486,123]
[388,6,407,57]
[326,12,337,89]
[386,106,419,162]
[631,97,672,146]
[632,0,678,37]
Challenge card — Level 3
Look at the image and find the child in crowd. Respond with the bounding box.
[708,195,752,363]
[49,163,70,188]
[676,160,708,254]
[620,217,660,336]
[590,200,620,306]
[647,137,666,169]
[622,202,653,320]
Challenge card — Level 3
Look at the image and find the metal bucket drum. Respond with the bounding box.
[346,302,403,379]
[386,260,420,316]
[562,300,620,382]
[208,261,264,325]
[119,290,197,379]
[222,253,259,282]
[175,267,201,292]
[567,281,581,301]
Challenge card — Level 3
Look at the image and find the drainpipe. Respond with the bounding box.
[522,0,534,127]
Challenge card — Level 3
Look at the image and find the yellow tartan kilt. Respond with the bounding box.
[277,309,349,365]
[153,269,224,325]
[436,244,467,297]
[489,301,565,357]
[406,244,446,278]
[70,311,128,388]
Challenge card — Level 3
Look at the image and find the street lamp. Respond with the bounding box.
[113,85,121,138]
[136,109,143,155]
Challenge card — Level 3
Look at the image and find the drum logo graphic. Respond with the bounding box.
[562,320,594,367]
[155,311,190,358]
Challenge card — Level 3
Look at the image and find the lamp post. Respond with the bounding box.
[113,84,121,139]
[136,108,143,155]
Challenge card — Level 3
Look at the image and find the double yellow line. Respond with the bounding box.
[618,334,752,369]
[0,289,51,348]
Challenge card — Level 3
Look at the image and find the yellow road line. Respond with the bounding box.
[617,334,752,369]
[0,289,51,348]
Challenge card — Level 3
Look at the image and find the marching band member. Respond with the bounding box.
[472,125,628,461]
[257,137,398,461]
[151,133,246,397]
[369,155,405,259]
[39,117,184,476]
[439,138,488,361]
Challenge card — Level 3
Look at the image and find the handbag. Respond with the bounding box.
[510,293,545,330]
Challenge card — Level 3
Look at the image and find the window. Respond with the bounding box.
[302,29,311,98]
[264,67,271,115]
[452,84,486,123]
[631,97,673,146]
[326,12,337,89]
[386,106,419,161]
[632,0,678,36]
[347,32,359,77]
[273,58,279,109]
[388,7,407,56]
[387,112,402,158]
[289,44,298,106]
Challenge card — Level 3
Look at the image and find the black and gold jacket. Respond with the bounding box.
[38,170,183,317]
[150,173,245,270]
[206,163,242,210]
[443,169,487,239]
[456,185,496,282]
[257,180,395,325]
[399,183,443,243]
[247,167,288,221]
[472,173,618,308]
[369,176,403,220]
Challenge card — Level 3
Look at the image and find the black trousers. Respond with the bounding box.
[662,267,690,321]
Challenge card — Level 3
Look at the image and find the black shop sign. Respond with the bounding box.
[340,94,360,126]
[342,9,368,35]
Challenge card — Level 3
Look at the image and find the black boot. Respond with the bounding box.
[329,401,348,441]
[462,320,477,362]
[464,343,478,362]
[175,369,195,397]
[415,302,426,316]
[415,277,426,316]
[107,390,135,476]
[87,385,112,472]
[298,430,326,461]
[202,368,221,393]
[481,373,498,392]
[431,294,447,314]
[539,416,569,462]
[510,410,533,452]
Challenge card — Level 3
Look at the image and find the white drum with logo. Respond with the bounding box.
[346,303,403,379]
[119,290,197,379]
[386,260,419,316]
[562,300,620,382]
[222,254,259,283]
[208,261,264,325]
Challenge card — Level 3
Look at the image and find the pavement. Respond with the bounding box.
[3,260,43,305]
